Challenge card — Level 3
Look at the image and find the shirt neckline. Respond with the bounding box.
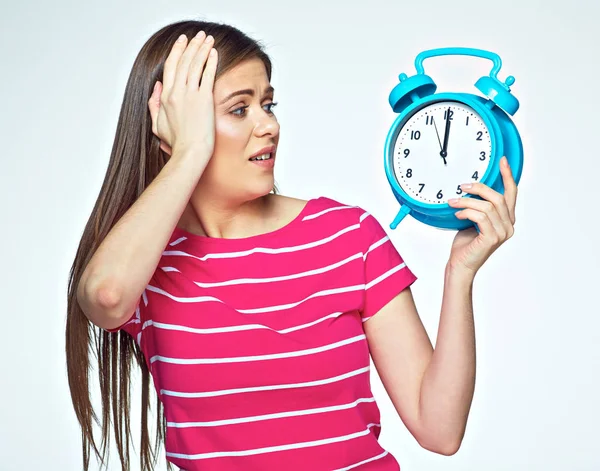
[171,196,321,246]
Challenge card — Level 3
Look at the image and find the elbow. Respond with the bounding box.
[419,438,462,456]
[79,274,121,312]
[427,440,462,456]
[77,275,129,328]
[416,430,463,456]
[94,282,123,311]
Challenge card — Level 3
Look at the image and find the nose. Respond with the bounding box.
[253,110,279,138]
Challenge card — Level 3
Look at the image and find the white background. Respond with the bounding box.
[1,0,599,469]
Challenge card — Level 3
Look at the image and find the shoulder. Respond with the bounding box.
[270,193,366,221]
[268,193,310,216]
[311,196,390,243]
[311,195,372,224]
[271,194,381,243]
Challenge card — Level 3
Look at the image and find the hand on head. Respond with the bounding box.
[147,31,218,160]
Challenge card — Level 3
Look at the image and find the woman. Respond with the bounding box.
[66,19,518,471]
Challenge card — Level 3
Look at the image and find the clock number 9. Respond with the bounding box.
[404,149,410,158]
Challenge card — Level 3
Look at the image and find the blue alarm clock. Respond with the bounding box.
[384,47,524,231]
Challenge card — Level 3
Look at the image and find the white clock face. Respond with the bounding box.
[392,101,492,205]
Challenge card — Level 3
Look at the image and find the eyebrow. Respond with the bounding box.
[218,86,275,105]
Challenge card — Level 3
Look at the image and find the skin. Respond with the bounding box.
[164,57,304,240]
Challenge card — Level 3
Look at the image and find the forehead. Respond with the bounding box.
[214,58,270,96]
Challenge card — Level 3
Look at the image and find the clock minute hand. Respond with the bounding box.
[441,107,452,159]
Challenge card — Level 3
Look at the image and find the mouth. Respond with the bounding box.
[249,153,273,162]
[248,145,276,162]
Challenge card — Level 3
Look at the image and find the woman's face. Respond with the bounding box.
[200,57,280,201]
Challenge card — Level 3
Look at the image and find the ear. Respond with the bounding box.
[148,81,173,157]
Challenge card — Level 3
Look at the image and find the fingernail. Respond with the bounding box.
[448,198,459,204]
[502,156,508,167]
[461,183,472,189]
[153,82,158,92]
[177,34,186,42]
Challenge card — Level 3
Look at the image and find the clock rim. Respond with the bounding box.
[384,93,504,215]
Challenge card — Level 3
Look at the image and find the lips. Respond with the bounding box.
[248,145,276,161]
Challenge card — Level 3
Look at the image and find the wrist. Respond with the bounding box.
[445,262,476,285]
[171,146,212,170]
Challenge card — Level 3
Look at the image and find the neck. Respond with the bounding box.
[178,193,273,239]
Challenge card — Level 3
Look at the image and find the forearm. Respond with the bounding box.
[79,149,209,327]
[418,264,476,454]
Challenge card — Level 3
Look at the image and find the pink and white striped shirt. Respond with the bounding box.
[109,196,417,470]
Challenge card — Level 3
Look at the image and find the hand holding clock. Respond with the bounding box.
[446,156,517,277]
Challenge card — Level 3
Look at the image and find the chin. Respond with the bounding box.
[247,179,276,199]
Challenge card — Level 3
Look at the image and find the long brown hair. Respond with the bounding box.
[66,19,278,471]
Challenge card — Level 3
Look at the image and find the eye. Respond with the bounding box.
[264,102,278,113]
[231,105,249,117]
[231,102,278,117]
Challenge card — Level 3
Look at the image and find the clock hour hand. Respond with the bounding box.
[432,116,447,165]
[441,107,452,159]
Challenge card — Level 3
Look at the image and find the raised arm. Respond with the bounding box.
[77,151,209,330]
[77,31,218,330]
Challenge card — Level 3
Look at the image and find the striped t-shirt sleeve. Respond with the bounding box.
[359,208,417,322]
[104,293,144,338]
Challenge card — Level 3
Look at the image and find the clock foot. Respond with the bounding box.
[390,205,411,230]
